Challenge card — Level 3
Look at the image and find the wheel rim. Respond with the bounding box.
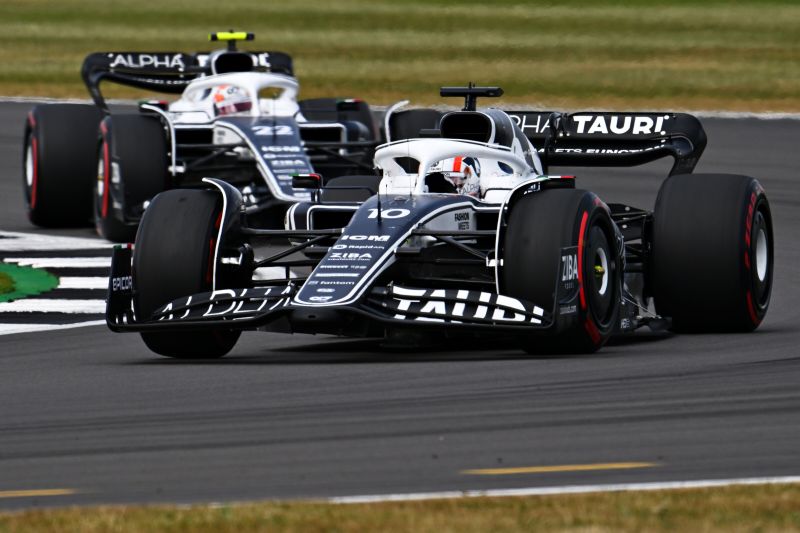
[755,226,768,282]
[750,208,772,307]
[594,246,609,296]
[96,154,105,216]
[585,225,615,326]
[24,141,34,189]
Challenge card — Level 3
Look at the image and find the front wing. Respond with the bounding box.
[106,246,554,334]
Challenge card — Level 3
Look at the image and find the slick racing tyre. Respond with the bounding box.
[321,175,382,202]
[652,173,773,332]
[133,189,241,358]
[96,114,168,242]
[23,104,103,227]
[502,189,621,353]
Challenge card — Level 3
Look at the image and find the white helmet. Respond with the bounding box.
[429,156,481,196]
[211,84,252,116]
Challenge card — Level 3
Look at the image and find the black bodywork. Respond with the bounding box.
[106,86,711,345]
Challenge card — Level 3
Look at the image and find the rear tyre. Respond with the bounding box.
[502,189,621,353]
[652,173,773,332]
[95,114,169,242]
[133,189,240,358]
[23,104,102,227]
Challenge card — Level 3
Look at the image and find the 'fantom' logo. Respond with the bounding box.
[109,54,186,69]
[571,115,670,135]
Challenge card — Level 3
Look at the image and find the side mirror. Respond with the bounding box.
[292,173,323,201]
[292,173,322,190]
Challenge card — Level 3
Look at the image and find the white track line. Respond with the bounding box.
[0,231,110,251]
[4,257,110,268]
[0,320,105,336]
[0,299,106,314]
[329,476,800,504]
[58,277,109,290]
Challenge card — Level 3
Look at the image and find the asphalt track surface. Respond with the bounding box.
[0,101,799,509]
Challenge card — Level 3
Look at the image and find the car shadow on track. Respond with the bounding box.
[126,331,673,365]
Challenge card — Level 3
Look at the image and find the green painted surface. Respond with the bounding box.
[0,263,59,303]
[0,1,797,111]
[0,271,13,295]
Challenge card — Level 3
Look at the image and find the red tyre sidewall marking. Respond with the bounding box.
[577,210,602,346]
[100,122,111,219]
[744,190,761,326]
[206,210,223,286]
[30,138,39,210]
[577,211,589,311]
[584,318,602,345]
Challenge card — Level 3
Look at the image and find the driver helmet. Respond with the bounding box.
[433,156,481,197]
[211,84,252,116]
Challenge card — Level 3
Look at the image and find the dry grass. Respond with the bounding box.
[0,272,13,294]
[2,483,800,532]
[0,0,798,110]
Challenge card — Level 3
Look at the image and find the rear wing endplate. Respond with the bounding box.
[506,111,707,175]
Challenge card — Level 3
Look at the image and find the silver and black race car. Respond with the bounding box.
[106,86,774,357]
[22,32,381,242]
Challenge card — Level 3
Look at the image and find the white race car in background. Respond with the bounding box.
[22,32,381,242]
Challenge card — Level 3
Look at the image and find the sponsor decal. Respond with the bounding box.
[261,145,302,153]
[318,264,366,270]
[271,159,307,168]
[508,114,551,134]
[571,115,670,136]
[308,296,333,302]
[316,288,335,293]
[331,243,383,250]
[330,252,373,261]
[111,275,132,292]
[559,304,577,315]
[545,145,665,156]
[340,235,391,242]
[109,53,185,70]
[385,287,545,325]
[254,53,273,69]
[562,253,579,281]
[156,287,291,321]
[319,280,356,285]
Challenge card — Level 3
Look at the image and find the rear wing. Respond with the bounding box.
[81,50,294,112]
[506,111,707,175]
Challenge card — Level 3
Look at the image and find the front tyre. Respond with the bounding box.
[501,189,621,353]
[652,173,773,331]
[133,189,240,358]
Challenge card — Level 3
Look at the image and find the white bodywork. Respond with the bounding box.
[166,72,304,124]
[374,138,540,204]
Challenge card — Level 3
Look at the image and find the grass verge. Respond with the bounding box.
[2,483,800,532]
[0,1,798,110]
